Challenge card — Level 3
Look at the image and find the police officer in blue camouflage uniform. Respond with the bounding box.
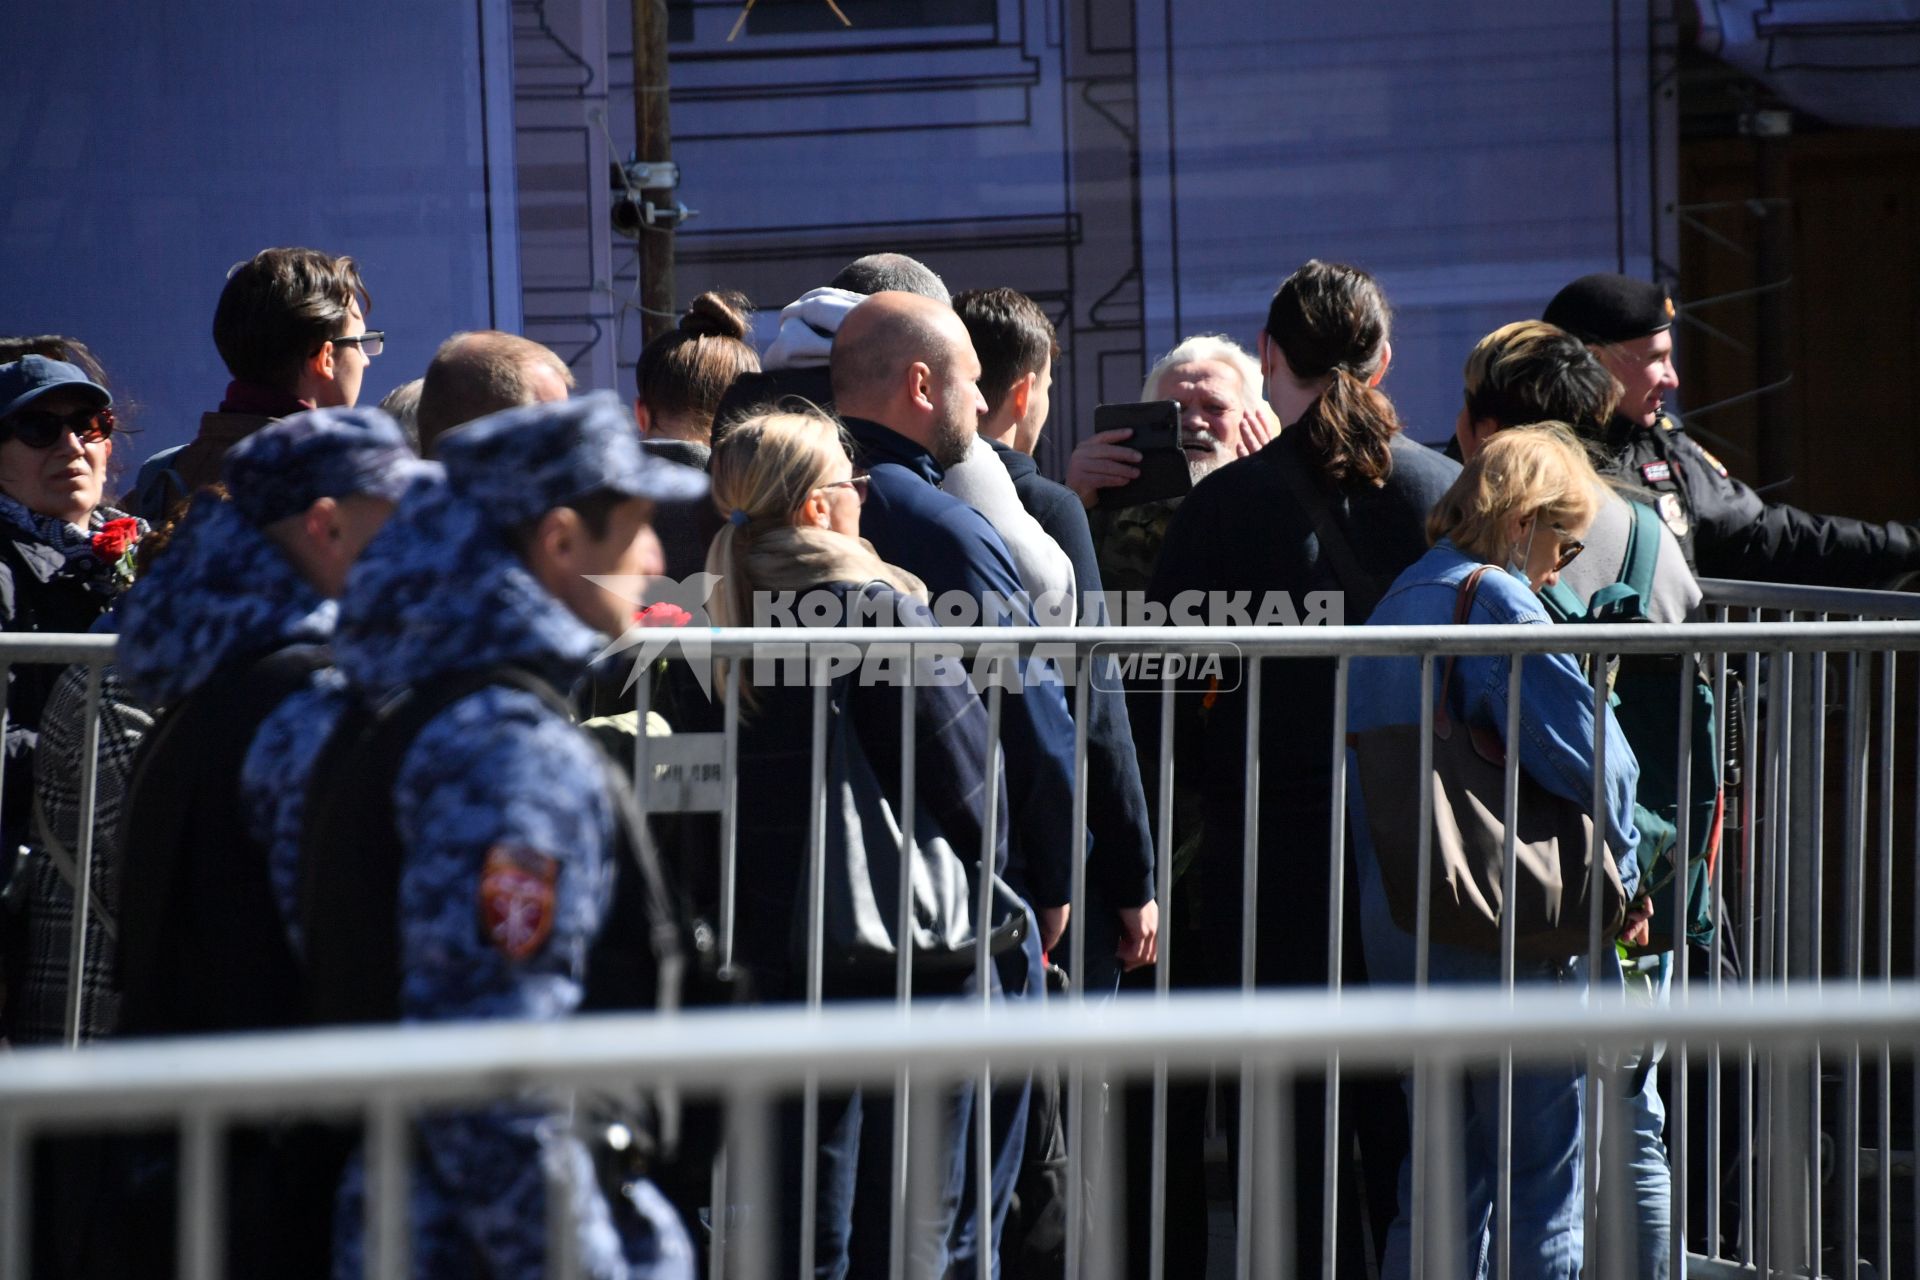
[250,389,702,1280]
[1545,273,1920,586]
[116,407,431,1034]
[118,406,429,713]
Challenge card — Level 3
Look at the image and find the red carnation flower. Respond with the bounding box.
[91,517,141,563]
[633,602,693,628]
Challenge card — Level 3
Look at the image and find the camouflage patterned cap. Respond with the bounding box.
[437,389,708,527]
[223,405,436,529]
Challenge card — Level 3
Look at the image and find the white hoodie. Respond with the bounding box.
[762,287,866,371]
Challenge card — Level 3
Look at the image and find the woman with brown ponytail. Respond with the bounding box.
[634,290,761,578]
[1133,260,1460,1276]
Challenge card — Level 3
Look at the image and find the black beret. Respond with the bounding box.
[1543,273,1675,345]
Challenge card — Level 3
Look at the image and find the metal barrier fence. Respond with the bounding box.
[2,585,1918,1280]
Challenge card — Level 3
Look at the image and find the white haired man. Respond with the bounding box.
[1065,334,1276,595]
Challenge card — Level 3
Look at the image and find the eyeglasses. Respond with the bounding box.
[1555,538,1586,571]
[320,331,385,358]
[0,405,115,449]
[815,474,871,505]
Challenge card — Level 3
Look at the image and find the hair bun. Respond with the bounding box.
[680,290,752,342]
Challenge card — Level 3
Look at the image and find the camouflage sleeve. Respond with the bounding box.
[388,687,649,1278]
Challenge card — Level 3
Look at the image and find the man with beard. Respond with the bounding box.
[1064,335,1275,596]
[830,290,1083,1274]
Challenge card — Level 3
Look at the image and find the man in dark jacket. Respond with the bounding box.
[134,248,380,518]
[831,289,1085,1271]
[954,286,1158,989]
[1545,272,1920,586]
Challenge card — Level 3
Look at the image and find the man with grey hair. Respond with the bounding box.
[1065,334,1275,595]
[714,251,949,425]
[415,330,573,456]
[828,251,951,303]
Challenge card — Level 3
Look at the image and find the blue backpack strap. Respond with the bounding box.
[1537,580,1586,623]
[1619,499,1661,607]
[1586,501,1662,623]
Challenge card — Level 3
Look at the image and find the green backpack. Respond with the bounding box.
[1539,500,1722,951]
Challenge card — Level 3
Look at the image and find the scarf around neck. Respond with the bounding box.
[0,491,145,593]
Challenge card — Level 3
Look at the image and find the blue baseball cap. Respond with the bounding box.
[0,356,112,421]
[438,389,708,527]
[223,405,438,528]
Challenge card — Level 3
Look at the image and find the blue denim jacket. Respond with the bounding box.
[1348,540,1642,905]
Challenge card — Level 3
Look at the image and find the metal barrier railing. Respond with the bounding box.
[4,590,1920,1280]
[1,987,1916,1279]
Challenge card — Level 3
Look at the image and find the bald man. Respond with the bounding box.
[831,293,1083,936]
[415,330,573,456]
[831,291,1088,1270]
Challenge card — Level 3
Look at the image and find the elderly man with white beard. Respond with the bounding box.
[1065,335,1275,595]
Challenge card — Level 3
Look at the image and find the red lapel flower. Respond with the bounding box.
[634,601,693,627]
[91,517,141,564]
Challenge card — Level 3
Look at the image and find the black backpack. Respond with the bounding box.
[298,664,718,1185]
[298,663,690,1025]
[55,644,342,1280]
[117,644,331,1036]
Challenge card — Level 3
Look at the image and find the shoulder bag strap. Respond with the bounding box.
[1275,453,1389,620]
[1435,566,1496,738]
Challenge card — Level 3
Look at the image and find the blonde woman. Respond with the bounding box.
[708,407,1010,1277]
[1348,424,1644,1280]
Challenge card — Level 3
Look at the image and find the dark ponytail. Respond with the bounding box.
[635,290,761,439]
[1264,260,1398,488]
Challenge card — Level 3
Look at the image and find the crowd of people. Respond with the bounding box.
[2,241,1918,1280]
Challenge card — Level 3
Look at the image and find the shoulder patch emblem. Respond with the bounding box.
[1695,445,1730,479]
[1640,461,1673,485]
[478,845,558,961]
[1657,492,1691,540]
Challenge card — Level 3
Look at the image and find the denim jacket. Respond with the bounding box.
[1348,539,1642,904]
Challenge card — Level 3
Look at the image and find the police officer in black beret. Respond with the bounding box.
[1545,272,1920,586]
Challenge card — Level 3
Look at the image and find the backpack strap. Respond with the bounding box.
[1618,499,1662,606]
[117,643,333,1036]
[300,665,686,1026]
[1537,581,1587,623]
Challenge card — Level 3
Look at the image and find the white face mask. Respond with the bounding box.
[1506,515,1541,586]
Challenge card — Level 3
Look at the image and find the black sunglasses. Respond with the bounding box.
[317,330,385,358]
[1,405,116,450]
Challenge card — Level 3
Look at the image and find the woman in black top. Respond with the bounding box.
[1136,262,1461,1276]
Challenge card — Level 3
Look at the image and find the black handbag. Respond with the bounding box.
[800,676,1029,994]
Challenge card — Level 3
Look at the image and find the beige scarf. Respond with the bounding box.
[712,523,927,626]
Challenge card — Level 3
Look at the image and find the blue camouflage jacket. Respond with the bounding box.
[244,480,693,1280]
[115,497,335,709]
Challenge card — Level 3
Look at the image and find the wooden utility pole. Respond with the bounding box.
[631,0,676,344]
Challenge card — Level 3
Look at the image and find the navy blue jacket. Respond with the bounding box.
[987,439,1154,909]
[842,417,1083,909]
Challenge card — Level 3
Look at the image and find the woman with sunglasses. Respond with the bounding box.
[1347,423,1646,1280]
[707,406,1010,1277]
[0,354,145,1034]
